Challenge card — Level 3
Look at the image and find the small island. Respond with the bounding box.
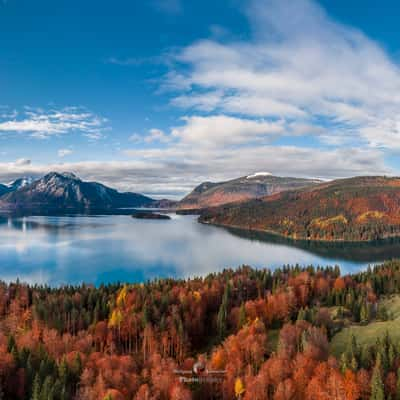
[132,212,171,220]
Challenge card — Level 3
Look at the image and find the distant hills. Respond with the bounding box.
[4,172,400,242]
[0,172,157,212]
[199,176,400,242]
[178,173,321,210]
[0,171,321,214]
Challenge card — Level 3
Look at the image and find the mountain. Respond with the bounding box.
[0,172,156,212]
[199,176,400,242]
[0,184,10,197]
[8,177,35,191]
[178,173,322,210]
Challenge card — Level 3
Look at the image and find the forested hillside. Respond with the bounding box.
[200,176,400,242]
[1,261,400,398]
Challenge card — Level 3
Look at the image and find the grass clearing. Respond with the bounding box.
[330,295,400,357]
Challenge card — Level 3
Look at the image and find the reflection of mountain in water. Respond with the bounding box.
[0,216,107,233]
[2,213,400,269]
[0,208,139,218]
[222,225,400,263]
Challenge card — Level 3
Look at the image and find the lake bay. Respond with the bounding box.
[0,214,398,286]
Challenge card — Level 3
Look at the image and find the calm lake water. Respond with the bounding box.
[0,214,399,286]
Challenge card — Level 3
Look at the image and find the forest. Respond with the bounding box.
[199,176,400,242]
[2,261,400,399]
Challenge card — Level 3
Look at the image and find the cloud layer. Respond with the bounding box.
[116,0,400,195]
[0,145,390,198]
[0,107,107,139]
[166,0,400,150]
[3,0,400,197]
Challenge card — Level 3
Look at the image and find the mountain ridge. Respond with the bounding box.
[0,172,156,212]
[199,176,400,242]
[178,174,322,210]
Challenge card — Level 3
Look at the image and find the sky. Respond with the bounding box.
[1,0,400,198]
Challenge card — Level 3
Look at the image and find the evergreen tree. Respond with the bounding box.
[340,353,348,373]
[40,376,53,400]
[217,282,231,340]
[297,307,306,321]
[73,352,83,377]
[59,357,69,381]
[370,356,385,400]
[360,302,370,323]
[31,374,41,400]
[237,303,246,329]
[7,335,16,353]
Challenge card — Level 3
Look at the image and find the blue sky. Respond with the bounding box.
[1,0,400,198]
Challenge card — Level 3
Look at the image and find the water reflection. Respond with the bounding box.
[0,214,398,286]
[222,226,400,263]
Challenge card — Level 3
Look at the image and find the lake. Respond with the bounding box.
[0,214,399,286]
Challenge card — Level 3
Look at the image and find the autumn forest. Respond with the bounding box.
[0,261,400,399]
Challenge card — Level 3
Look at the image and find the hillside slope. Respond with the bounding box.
[199,176,400,241]
[178,173,321,210]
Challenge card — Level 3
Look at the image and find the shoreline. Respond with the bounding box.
[198,219,400,244]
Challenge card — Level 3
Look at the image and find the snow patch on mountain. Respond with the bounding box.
[8,177,35,190]
[246,172,272,179]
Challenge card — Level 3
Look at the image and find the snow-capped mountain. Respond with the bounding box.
[0,172,156,211]
[8,177,36,191]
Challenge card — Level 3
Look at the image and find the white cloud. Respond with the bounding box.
[164,0,400,149]
[129,133,142,143]
[171,115,284,147]
[2,0,398,199]
[145,128,170,143]
[129,129,170,144]
[58,149,73,158]
[14,158,31,166]
[0,145,391,199]
[0,107,107,139]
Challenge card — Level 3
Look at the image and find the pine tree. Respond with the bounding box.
[360,302,370,323]
[237,303,246,329]
[31,374,41,400]
[58,357,69,399]
[350,356,358,372]
[297,307,306,321]
[58,357,68,387]
[370,356,385,400]
[217,283,231,340]
[340,353,348,373]
[7,335,16,353]
[73,352,83,377]
[40,376,53,400]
